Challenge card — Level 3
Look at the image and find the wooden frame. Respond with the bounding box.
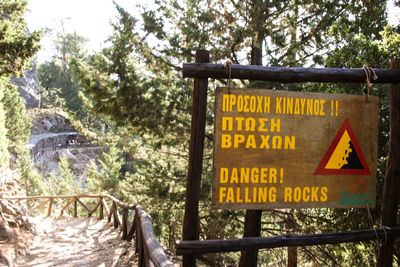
[181,50,400,266]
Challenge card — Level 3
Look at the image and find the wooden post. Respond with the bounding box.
[239,210,262,266]
[137,212,145,267]
[182,50,209,267]
[108,202,114,223]
[287,213,297,267]
[74,198,77,217]
[122,208,128,240]
[47,198,53,217]
[134,212,139,253]
[99,197,104,220]
[113,202,119,229]
[377,58,400,266]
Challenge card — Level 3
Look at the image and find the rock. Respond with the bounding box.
[57,149,77,161]
[42,119,53,131]
[10,60,40,109]
[44,161,59,175]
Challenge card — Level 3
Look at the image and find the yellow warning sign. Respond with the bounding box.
[212,88,379,209]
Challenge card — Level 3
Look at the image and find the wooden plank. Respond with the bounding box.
[212,88,379,209]
[0,194,135,210]
[176,227,400,255]
[182,50,209,267]
[76,198,90,213]
[102,198,110,218]
[377,58,400,266]
[60,199,74,217]
[30,199,49,212]
[183,63,400,83]
[88,199,101,217]
[136,205,174,267]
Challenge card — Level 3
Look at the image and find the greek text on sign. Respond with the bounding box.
[212,88,379,209]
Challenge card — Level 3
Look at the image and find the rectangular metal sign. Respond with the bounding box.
[212,88,379,209]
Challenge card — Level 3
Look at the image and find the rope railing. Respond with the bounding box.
[1,194,174,267]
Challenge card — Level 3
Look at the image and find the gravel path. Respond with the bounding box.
[16,215,136,267]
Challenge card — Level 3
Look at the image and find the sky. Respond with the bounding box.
[25,0,146,63]
[26,0,400,64]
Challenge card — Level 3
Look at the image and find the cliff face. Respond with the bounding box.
[11,61,40,109]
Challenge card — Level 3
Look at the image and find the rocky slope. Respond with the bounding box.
[11,61,40,109]
[26,108,105,182]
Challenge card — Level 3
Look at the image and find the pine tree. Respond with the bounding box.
[0,0,40,171]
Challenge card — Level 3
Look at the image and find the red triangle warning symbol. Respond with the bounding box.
[314,118,371,175]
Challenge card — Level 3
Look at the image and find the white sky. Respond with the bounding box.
[25,0,146,63]
[26,0,400,64]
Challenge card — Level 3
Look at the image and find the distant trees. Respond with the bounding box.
[38,31,88,116]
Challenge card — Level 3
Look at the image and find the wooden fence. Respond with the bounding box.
[1,194,174,267]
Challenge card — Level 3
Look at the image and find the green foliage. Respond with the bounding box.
[15,144,47,196]
[0,0,40,171]
[37,32,88,116]
[86,146,124,197]
[0,82,10,170]
[2,81,32,152]
[47,156,82,195]
[379,26,400,59]
[0,0,41,77]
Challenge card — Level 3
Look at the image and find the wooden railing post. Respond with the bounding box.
[136,210,145,267]
[99,197,104,220]
[74,197,77,217]
[127,214,136,242]
[108,201,114,223]
[47,198,53,217]
[122,208,129,240]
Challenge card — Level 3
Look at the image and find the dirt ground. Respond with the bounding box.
[15,215,136,267]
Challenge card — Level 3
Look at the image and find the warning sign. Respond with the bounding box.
[314,118,371,175]
[212,88,379,209]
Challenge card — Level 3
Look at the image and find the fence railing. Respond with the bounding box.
[1,194,174,267]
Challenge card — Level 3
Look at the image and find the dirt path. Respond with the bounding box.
[16,215,136,267]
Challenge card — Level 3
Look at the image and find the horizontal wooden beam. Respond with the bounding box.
[176,227,400,255]
[182,63,400,83]
[1,194,136,210]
